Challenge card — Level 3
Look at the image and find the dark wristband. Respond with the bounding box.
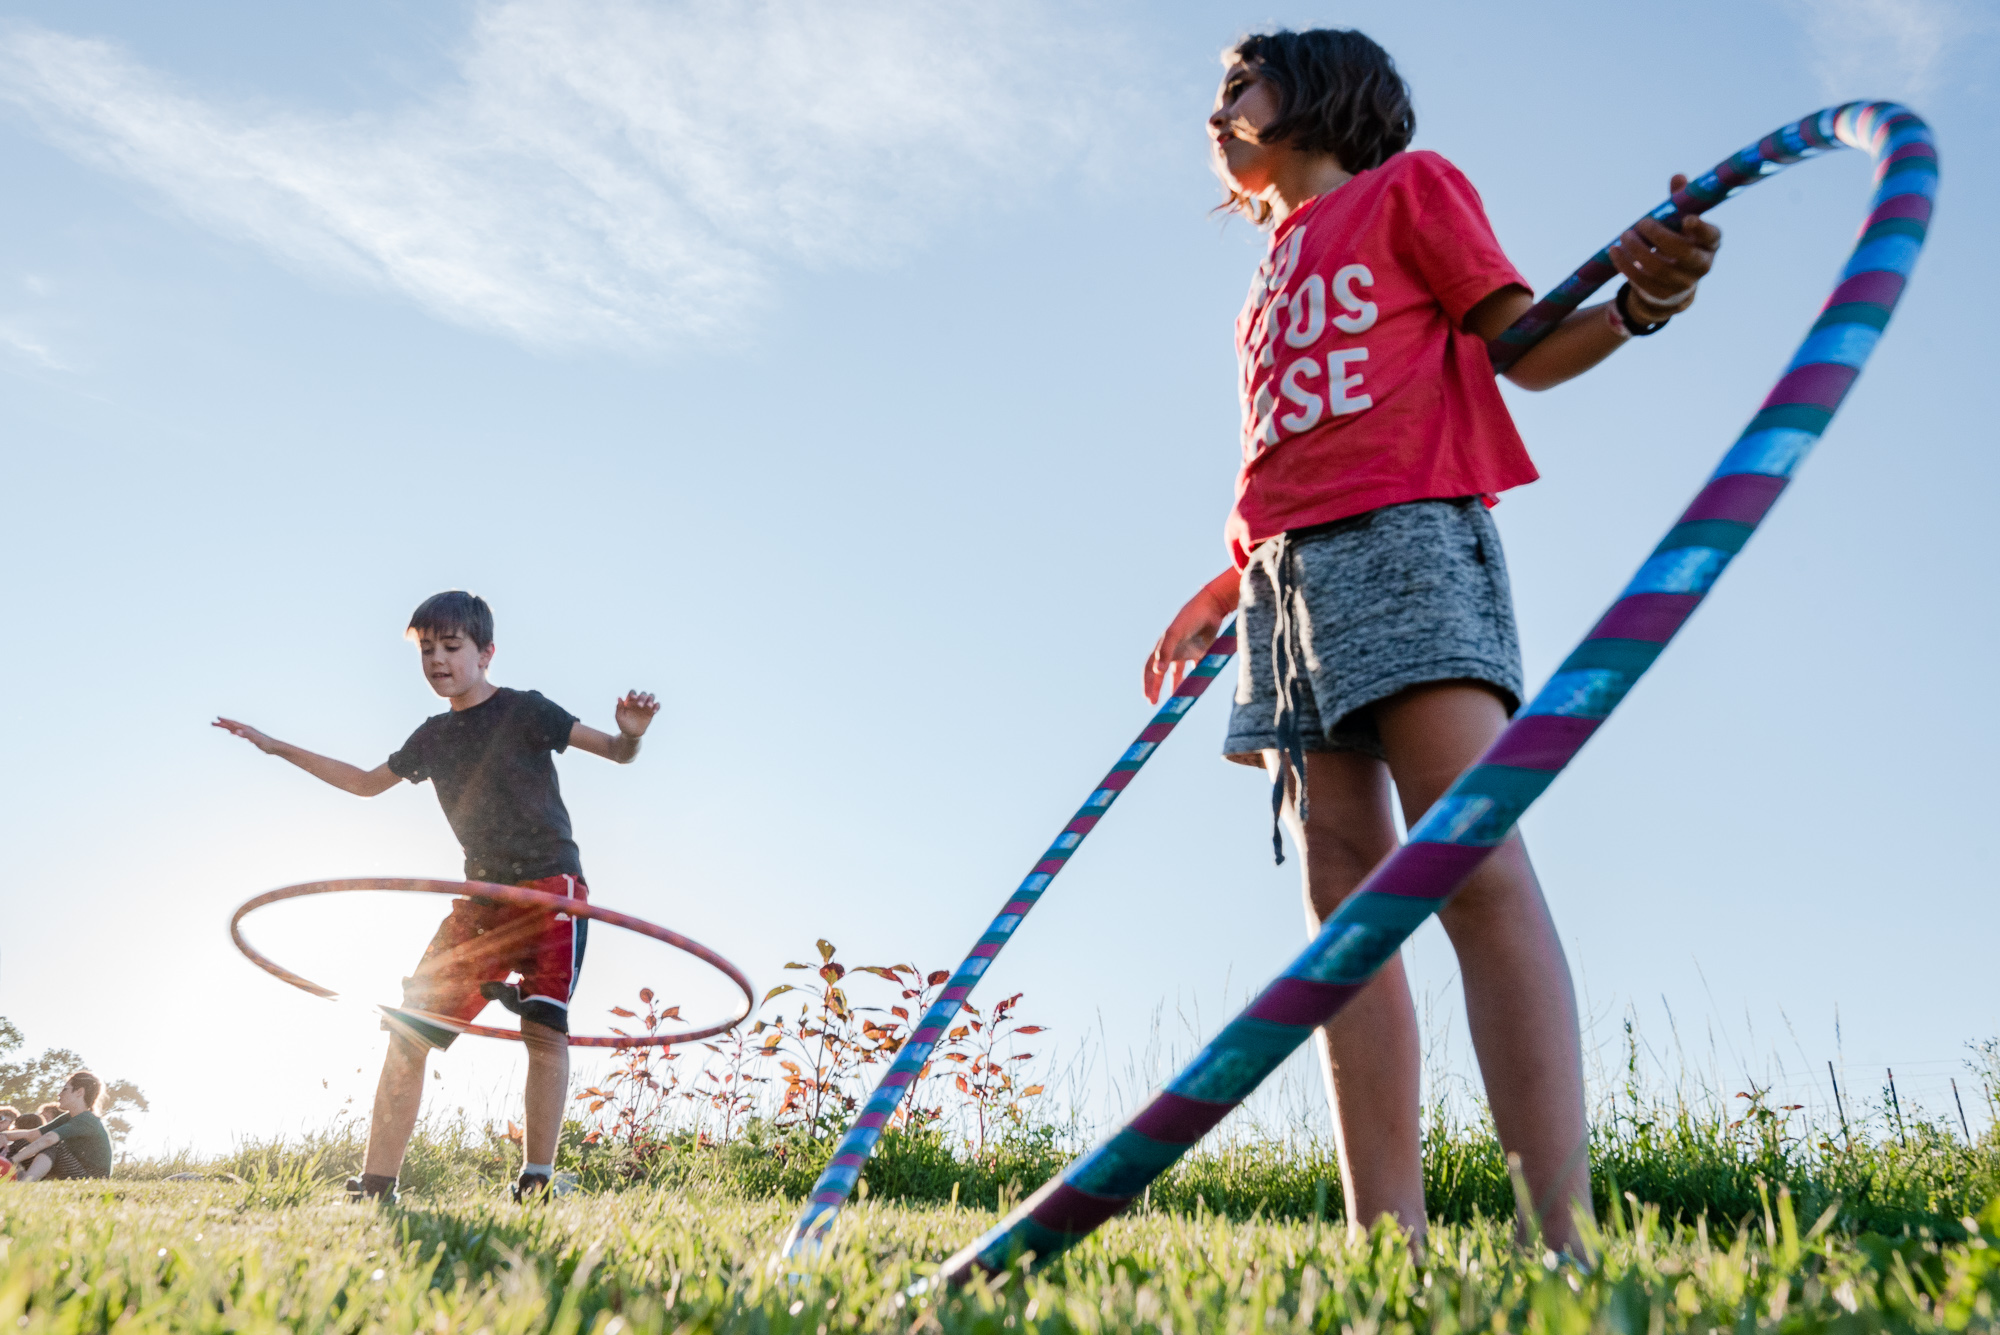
[1616,283,1670,337]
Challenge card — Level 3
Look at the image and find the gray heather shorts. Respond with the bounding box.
[1222,498,1524,763]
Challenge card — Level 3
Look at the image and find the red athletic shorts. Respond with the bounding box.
[393,875,588,1049]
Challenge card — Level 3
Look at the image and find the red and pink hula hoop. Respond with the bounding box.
[230,877,754,1048]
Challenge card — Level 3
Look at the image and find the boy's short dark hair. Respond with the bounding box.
[13,1113,42,1130]
[65,1071,103,1112]
[408,591,495,650]
[36,1103,58,1120]
[1222,28,1415,222]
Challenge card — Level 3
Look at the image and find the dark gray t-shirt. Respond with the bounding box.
[387,687,583,883]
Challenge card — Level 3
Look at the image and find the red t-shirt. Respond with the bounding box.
[1227,150,1537,567]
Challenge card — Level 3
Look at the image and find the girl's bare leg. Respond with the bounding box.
[1265,748,1426,1238]
[1372,682,1593,1250]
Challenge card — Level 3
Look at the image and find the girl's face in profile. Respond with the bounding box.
[1209,62,1284,195]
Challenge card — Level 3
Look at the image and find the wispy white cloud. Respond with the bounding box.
[0,318,65,370]
[0,2,1112,350]
[1782,0,1988,100]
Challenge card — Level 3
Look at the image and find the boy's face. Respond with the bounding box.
[1210,62,1285,195]
[57,1085,87,1115]
[416,628,495,701]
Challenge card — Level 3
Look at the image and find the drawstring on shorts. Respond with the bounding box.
[1249,534,1313,865]
[1247,499,1486,865]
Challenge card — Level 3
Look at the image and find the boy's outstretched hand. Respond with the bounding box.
[567,693,660,764]
[1608,174,1722,319]
[212,717,400,794]
[613,691,660,738]
[213,717,280,753]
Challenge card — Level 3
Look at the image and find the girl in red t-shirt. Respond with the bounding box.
[1143,28,1721,1252]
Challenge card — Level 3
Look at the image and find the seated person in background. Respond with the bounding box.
[0,1106,17,1132]
[35,1103,59,1124]
[6,1073,112,1182]
[0,1112,38,1180]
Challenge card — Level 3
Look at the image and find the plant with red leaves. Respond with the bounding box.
[691,1021,768,1145]
[573,986,690,1167]
[758,939,910,1137]
[874,964,958,1135]
[570,944,1055,1155]
[934,991,1048,1157]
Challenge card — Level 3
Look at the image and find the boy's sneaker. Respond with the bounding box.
[479,982,528,1017]
[511,1169,579,1202]
[345,1173,399,1204]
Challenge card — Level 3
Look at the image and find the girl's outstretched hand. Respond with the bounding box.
[1608,174,1723,318]
[1144,570,1240,704]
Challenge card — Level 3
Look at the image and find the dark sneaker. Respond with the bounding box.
[479,982,528,1017]
[513,1170,552,1203]
[346,1173,399,1204]
[377,1005,457,1050]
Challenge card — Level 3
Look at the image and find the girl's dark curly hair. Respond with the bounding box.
[1218,28,1415,225]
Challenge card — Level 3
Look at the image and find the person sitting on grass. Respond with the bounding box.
[35,1103,59,1124]
[215,589,661,1205]
[2,1111,41,1178]
[0,1106,16,1133]
[5,1073,112,1182]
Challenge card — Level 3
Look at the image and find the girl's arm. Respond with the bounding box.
[1474,174,1722,392]
[211,719,402,796]
[1144,568,1241,703]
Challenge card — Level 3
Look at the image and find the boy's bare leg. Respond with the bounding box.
[520,1019,568,1169]
[1267,748,1427,1238]
[18,1153,52,1183]
[362,1034,429,1178]
[1372,681,1593,1251]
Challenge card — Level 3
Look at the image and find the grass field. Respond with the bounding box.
[29,991,2000,1330]
[70,1051,1995,1331]
[118,1084,2000,1246]
[6,1174,1998,1333]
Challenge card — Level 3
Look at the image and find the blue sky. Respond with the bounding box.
[1,0,1994,1157]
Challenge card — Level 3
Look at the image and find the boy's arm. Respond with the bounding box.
[567,691,660,764]
[212,718,402,796]
[1474,174,1721,393]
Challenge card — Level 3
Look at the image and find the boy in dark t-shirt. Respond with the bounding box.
[216,590,660,1203]
[6,1071,113,1181]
